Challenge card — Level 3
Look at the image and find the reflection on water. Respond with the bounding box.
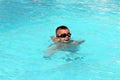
[0,0,119,31]
[0,0,120,80]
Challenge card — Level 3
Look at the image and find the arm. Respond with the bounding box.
[72,40,85,44]
[44,44,60,58]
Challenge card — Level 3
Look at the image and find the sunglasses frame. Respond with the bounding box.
[57,33,71,38]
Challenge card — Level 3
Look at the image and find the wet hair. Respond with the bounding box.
[56,25,69,35]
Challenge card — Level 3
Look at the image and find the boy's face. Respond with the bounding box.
[56,29,71,42]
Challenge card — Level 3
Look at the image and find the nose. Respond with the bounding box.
[66,35,69,38]
[65,36,70,40]
[66,35,69,37]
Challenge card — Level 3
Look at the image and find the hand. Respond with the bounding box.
[51,36,60,42]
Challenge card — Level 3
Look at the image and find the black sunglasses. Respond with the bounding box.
[57,33,71,38]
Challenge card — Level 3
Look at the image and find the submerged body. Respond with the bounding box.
[44,40,84,57]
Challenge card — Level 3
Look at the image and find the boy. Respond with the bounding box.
[44,25,84,57]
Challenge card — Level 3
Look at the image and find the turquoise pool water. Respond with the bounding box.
[0,0,120,80]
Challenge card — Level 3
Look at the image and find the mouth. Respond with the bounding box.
[62,39,70,42]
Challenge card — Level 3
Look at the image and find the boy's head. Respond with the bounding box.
[56,25,71,42]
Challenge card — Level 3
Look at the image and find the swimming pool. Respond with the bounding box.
[0,0,120,80]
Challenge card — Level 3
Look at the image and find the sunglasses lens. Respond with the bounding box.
[60,34,66,38]
[68,33,71,37]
